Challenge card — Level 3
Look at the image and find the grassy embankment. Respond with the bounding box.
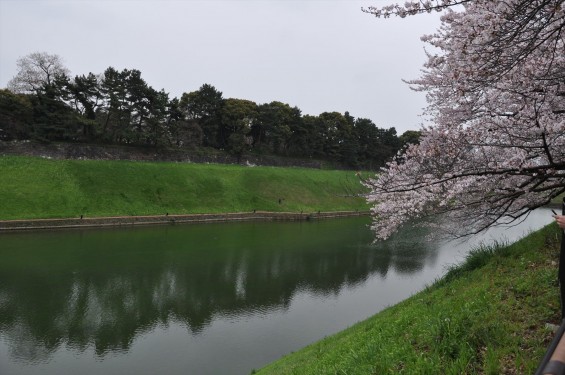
[0,155,369,220]
[552,194,565,206]
[256,224,563,375]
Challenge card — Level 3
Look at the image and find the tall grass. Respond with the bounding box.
[256,224,562,374]
[0,156,369,220]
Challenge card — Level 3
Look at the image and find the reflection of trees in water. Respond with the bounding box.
[374,223,440,276]
[0,219,439,362]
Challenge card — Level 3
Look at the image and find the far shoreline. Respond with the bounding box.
[0,210,371,232]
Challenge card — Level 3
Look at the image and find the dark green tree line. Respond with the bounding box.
[1,52,421,169]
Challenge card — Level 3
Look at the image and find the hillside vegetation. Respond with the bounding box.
[0,155,369,220]
[256,224,562,374]
[2,57,413,171]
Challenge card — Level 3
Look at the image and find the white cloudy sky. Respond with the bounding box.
[0,0,442,133]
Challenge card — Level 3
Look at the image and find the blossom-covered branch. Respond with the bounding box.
[362,0,472,18]
[365,0,565,239]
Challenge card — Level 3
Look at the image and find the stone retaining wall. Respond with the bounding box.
[0,211,370,231]
[0,140,331,169]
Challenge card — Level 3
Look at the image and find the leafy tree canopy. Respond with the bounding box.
[3,55,408,169]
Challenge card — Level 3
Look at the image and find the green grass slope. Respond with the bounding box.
[0,155,369,220]
[256,224,562,375]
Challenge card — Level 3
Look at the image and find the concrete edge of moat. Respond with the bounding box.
[0,210,371,231]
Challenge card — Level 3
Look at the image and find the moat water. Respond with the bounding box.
[0,210,554,374]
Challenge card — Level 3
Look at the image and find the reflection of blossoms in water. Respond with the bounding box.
[0,218,441,363]
[372,219,441,276]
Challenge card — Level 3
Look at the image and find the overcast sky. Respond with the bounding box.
[0,0,442,134]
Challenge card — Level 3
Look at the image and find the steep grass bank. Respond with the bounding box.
[256,224,563,374]
[551,193,564,206]
[0,156,369,220]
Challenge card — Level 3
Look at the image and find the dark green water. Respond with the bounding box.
[0,213,553,375]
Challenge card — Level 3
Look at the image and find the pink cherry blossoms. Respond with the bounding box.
[364,0,565,239]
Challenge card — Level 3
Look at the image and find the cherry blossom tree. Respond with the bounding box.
[363,0,565,239]
[7,52,70,94]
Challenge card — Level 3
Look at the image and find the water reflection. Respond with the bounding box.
[0,218,440,363]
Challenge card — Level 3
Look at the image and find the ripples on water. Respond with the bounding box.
[0,211,554,375]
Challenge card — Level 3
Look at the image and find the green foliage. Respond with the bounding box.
[0,155,369,220]
[95,67,170,146]
[253,101,299,155]
[551,194,564,205]
[0,89,34,140]
[220,98,257,153]
[180,84,224,148]
[255,224,563,374]
[2,59,406,169]
[399,130,422,147]
[437,241,511,286]
[319,111,352,161]
[30,85,82,142]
